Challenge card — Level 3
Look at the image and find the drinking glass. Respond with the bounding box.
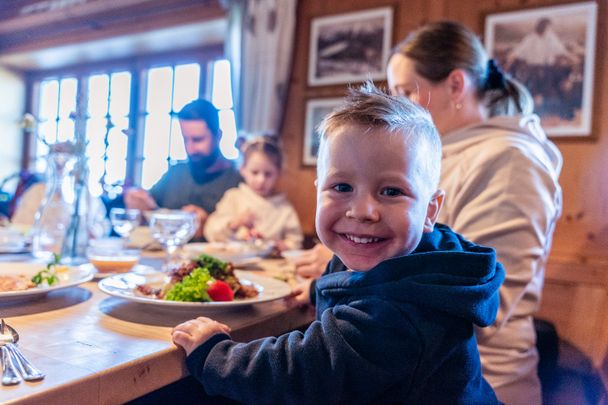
[110,208,142,246]
[149,210,196,272]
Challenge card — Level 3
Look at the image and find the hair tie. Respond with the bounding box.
[485,59,506,90]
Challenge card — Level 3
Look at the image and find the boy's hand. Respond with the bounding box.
[172,317,231,356]
[287,277,314,307]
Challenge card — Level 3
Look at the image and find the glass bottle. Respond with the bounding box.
[31,150,88,262]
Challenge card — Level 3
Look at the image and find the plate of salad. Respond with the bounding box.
[0,256,95,302]
[97,254,292,308]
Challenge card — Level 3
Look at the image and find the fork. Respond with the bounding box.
[0,319,45,381]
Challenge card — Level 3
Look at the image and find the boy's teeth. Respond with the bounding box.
[346,234,379,244]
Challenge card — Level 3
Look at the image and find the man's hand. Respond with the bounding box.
[124,188,158,211]
[182,204,208,239]
[295,244,333,279]
[172,317,231,356]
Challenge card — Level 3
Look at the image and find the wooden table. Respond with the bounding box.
[0,256,313,404]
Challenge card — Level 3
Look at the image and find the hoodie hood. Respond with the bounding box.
[315,224,505,327]
[442,114,562,175]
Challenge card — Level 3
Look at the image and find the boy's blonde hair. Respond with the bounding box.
[317,81,442,191]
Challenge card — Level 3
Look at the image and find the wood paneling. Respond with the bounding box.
[279,0,608,369]
[0,0,225,54]
[538,254,608,365]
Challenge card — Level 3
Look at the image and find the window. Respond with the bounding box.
[141,63,201,189]
[28,49,235,198]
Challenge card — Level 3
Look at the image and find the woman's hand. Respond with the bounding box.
[294,244,333,279]
[172,317,231,356]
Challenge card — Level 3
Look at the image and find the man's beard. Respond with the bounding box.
[188,150,220,183]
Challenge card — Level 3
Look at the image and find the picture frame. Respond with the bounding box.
[308,7,393,86]
[484,2,598,137]
[302,98,343,166]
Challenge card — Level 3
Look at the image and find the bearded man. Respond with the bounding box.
[125,99,241,240]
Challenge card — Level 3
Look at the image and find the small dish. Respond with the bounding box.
[86,240,140,274]
[281,249,307,262]
[82,263,156,279]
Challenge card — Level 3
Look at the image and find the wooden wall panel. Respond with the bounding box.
[0,0,225,54]
[280,0,608,366]
[538,255,608,365]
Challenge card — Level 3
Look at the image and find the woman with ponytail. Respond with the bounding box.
[387,21,562,405]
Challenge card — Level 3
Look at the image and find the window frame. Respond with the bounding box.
[23,44,224,190]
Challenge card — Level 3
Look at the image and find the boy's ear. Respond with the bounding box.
[423,189,445,233]
[314,179,318,188]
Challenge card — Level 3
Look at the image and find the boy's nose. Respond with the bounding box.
[346,194,380,222]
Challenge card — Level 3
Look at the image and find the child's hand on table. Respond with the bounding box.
[172,317,231,356]
[229,209,256,231]
[287,277,314,307]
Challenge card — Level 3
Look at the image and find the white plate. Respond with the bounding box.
[0,245,29,254]
[0,262,94,302]
[183,241,273,264]
[98,270,291,308]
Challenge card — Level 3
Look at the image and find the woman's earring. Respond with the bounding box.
[455,102,462,110]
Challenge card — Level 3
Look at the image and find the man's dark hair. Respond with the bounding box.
[177,99,220,135]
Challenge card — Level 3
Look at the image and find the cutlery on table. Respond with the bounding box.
[1,345,22,385]
[0,319,45,382]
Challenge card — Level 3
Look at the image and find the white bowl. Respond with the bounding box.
[281,249,307,262]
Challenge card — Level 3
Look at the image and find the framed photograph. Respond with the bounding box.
[485,2,598,137]
[308,7,393,86]
[303,98,343,166]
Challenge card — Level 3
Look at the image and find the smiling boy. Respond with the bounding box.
[172,82,504,404]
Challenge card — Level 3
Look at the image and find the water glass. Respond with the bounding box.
[149,210,196,271]
[110,208,141,245]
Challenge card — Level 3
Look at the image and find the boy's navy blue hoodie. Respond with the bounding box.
[186,224,504,404]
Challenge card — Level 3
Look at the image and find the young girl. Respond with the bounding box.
[203,136,303,251]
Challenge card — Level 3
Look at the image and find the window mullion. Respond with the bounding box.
[125,66,140,188]
[100,74,112,193]
[75,73,88,146]
[167,65,177,165]
[133,67,149,188]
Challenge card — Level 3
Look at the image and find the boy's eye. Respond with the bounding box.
[381,187,404,197]
[332,183,352,193]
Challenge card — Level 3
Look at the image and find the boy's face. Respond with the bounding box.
[315,125,442,271]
